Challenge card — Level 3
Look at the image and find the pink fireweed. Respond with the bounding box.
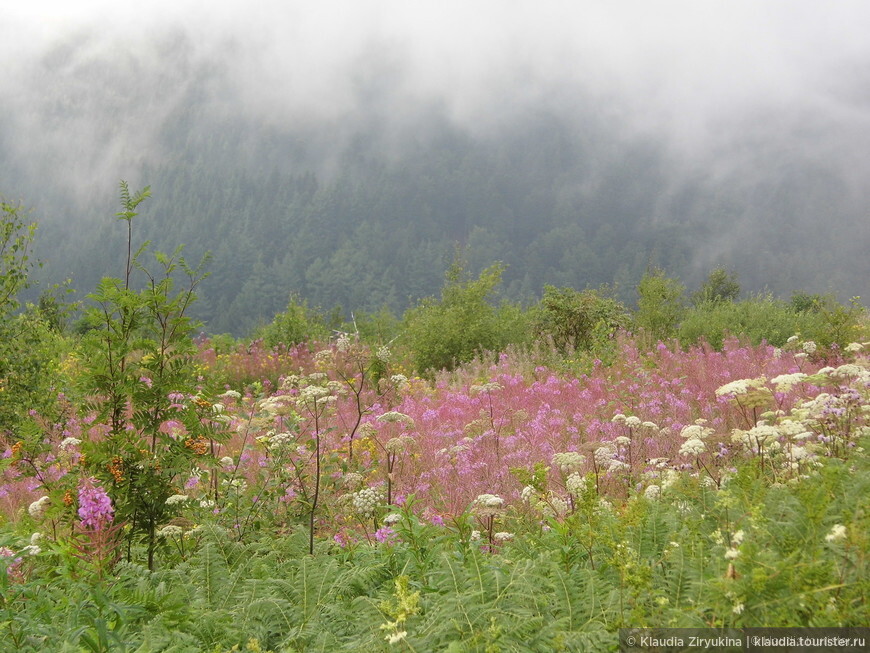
[77,478,114,529]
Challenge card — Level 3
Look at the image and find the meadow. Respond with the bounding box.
[2,330,868,652]
[0,192,868,651]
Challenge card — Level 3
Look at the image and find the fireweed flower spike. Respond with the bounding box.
[77,478,114,529]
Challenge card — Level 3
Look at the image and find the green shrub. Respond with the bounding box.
[634,268,686,343]
[402,261,529,374]
[257,294,328,348]
[532,285,629,353]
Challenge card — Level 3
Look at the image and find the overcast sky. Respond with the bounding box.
[6,1,869,138]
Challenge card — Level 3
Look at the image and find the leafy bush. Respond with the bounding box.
[634,268,685,343]
[402,261,529,374]
[256,293,328,348]
[532,285,629,353]
[679,294,866,351]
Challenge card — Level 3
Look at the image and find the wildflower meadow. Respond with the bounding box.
[0,190,868,651]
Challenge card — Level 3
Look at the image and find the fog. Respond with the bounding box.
[2,1,869,310]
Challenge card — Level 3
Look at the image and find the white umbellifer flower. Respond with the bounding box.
[770,373,807,392]
[731,530,744,546]
[59,437,82,451]
[343,472,364,489]
[786,335,799,344]
[165,494,189,506]
[494,532,514,542]
[679,424,713,440]
[21,544,40,556]
[642,421,659,431]
[611,413,627,424]
[28,496,50,519]
[794,352,808,360]
[679,438,706,456]
[644,485,661,500]
[268,432,295,451]
[831,364,867,380]
[565,473,587,497]
[520,485,539,504]
[541,494,569,518]
[470,382,502,395]
[470,530,481,541]
[336,333,351,352]
[802,341,817,354]
[386,631,407,645]
[385,435,415,454]
[31,532,43,546]
[472,494,505,517]
[157,525,184,538]
[383,513,402,526]
[351,486,385,519]
[593,443,616,466]
[625,416,642,429]
[199,499,215,508]
[552,451,585,474]
[844,342,863,353]
[376,345,391,363]
[715,379,749,396]
[219,389,241,400]
[607,459,629,472]
[377,411,415,426]
[825,524,847,543]
[390,374,409,389]
[773,348,783,359]
[220,456,234,467]
[211,402,225,415]
[724,547,740,560]
[614,436,631,446]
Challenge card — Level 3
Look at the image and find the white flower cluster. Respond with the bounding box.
[376,345,391,363]
[343,472,365,490]
[383,513,402,526]
[59,437,82,452]
[715,377,767,397]
[593,443,616,467]
[28,496,50,519]
[493,532,514,542]
[770,373,807,392]
[377,411,415,427]
[644,484,661,500]
[552,451,585,474]
[220,456,235,467]
[267,432,295,451]
[471,493,505,517]
[679,438,706,457]
[844,342,864,353]
[825,524,847,543]
[165,494,189,506]
[336,333,351,352]
[390,374,410,390]
[565,473,588,498]
[470,382,503,395]
[351,486,385,519]
[157,525,184,538]
[219,389,241,400]
[385,435,415,454]
[258,395,294,416]
[731,424,779,454]
[679,424,714,440]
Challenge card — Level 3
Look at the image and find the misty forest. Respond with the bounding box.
[1,3,869,652]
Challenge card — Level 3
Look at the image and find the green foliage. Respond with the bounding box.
[533,285,629,353]
[634,268,685,342]
[0,309,68,436]
[76,183,217,569]
[402,261,529,374]
[679,294,865,350]
[692,266,740,306]
[256,294,328,348]
[0,199,38,317]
